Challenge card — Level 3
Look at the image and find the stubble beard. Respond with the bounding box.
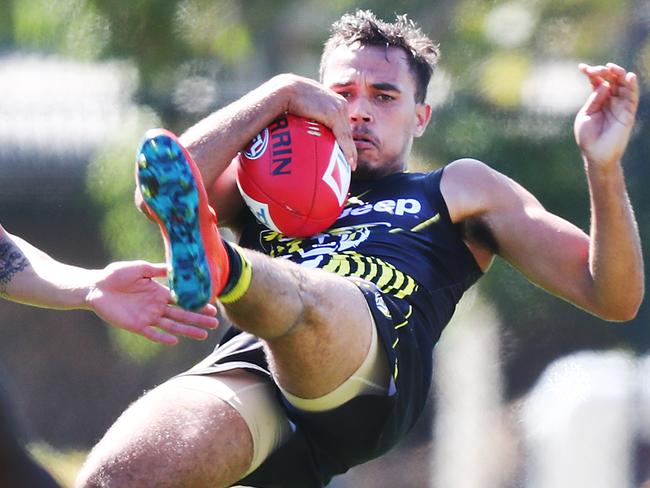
[352,156,405,181]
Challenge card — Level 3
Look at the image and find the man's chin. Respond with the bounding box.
[352,161,399,181]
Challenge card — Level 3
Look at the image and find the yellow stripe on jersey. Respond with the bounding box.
[365,258,379,282]
[351,254,367,277]
[410,213,440,233]
[323,254,351,275]
[338,256,351,275]
[375,265,394,290]
[396,276,417,299]
[388,213,440,234]
[394,304,413,330]
[404,306,413,319]
[389,269,405,292]
[347,191,371,205]
[395,320,408,330]
[320,252,419,300]
[287,239,305,255]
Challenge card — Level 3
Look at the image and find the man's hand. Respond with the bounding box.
[85,261,219,345]
[274,74,358,170]
[574,63,639,169]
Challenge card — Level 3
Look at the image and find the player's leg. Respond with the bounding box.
[225,249,379,399]
[136,129,384,399]
[76,369,291,488]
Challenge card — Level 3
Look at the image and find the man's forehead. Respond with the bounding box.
[322,44,412,85]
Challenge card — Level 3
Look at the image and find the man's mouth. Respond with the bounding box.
[352,132,377,149]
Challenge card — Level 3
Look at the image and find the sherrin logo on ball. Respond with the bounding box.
[236,114,351,238]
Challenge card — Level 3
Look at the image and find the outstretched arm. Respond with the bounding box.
[0,225,218,344]
[443,63,643,321]
[572,62,644,318]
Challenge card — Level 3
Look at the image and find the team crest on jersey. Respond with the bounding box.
[258,222,419,300]
[244,128,269,159]
[259,224,378,267]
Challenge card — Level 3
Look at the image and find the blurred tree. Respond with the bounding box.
[418,0,649,397]
[85,110,169,363]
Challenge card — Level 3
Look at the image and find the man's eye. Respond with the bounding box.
[377,94,394,101]
[339,91,352,98]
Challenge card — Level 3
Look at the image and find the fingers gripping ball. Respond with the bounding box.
[236,114,351,238]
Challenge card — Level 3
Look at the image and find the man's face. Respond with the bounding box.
[322,44,431,180]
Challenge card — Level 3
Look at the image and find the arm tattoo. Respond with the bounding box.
[0,236,30,296]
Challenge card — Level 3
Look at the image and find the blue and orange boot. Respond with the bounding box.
[135,129,230,310]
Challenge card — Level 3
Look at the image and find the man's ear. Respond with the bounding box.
[414,103,432,138]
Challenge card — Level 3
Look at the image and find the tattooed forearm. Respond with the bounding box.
[0,236,30,296]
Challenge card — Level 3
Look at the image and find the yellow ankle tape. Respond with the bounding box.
[219,247,252,304]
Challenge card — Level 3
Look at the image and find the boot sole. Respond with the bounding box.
[136,132,212,310]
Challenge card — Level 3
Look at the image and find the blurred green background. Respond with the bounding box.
[0,0,648,486]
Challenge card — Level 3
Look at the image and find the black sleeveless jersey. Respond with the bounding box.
[230,168,485,485]
[239,167,483,346]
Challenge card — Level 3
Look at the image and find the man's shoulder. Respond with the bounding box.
[439,158,509,223]
[443,158,493,179]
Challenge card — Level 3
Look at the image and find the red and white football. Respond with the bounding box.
[236,114,351,238]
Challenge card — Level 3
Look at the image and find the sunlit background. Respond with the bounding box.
[0,0,649,486]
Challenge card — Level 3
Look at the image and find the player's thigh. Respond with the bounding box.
[76,369,284,488]
[265,272,377,399]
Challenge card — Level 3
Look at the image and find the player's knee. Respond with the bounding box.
[75,452,122,488]
[76,444,160,488]
[244,266,329,339]
[75,425,159,488]
[293,271,345,331]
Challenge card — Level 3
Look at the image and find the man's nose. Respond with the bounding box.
[348,98,373,123]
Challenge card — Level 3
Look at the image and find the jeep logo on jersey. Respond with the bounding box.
[244,128,269,160]
[338,198,422,219]
[322,142,351,206]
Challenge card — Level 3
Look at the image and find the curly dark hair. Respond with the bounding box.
[320,10,440,103]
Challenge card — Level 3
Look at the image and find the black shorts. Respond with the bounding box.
[186,278,430,488]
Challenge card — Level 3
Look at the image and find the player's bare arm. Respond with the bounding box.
[178,74,356,227]
[0,225,218,344]
[442,63,643,321]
